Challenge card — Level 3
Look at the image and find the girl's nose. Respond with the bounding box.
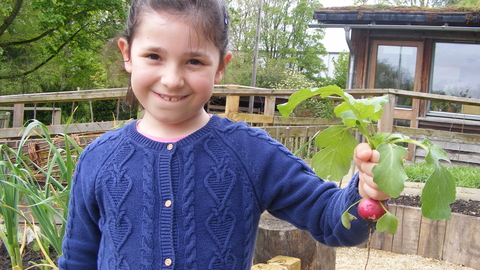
[160,65,185,89]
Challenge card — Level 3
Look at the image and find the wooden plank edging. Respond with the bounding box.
[366,205,480,269]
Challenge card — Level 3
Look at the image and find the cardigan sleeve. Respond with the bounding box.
[232,127,370,246]
[58,149,102,269]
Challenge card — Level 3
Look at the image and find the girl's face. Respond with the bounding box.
[119,12,231,134]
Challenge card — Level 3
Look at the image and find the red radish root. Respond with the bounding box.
[358,198,388,222]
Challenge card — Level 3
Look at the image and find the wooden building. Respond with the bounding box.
[311,6,480,134]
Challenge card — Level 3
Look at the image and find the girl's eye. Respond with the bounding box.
[188,59,203,65]
[146,54,161,60]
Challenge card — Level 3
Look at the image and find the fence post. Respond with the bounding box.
[264,96,276,116]
[263,96,276,126]
[378,93,395,133]
[0,112,10,128]
[225,95,240,113]
[13,103,24,127]
[52,108,61,125]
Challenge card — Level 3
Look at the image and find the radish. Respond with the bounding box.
[357,198,388,222]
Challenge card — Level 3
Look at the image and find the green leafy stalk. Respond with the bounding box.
[0,115,82,269]
[13,118,82,257]
[0,146,26,269]
[279,85,457,233]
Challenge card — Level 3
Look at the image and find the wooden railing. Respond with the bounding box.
[2,85,480,165]
[2,85,480,129]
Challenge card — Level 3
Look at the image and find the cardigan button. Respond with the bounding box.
[165,200,172,208]
[167,144,174,150]
[164,258,172,266]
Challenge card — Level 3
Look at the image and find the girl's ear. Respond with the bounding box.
[118,37,132,73]
[214,51,233,84]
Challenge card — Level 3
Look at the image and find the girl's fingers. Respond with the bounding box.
[359,171,390,200]
[354,143,372,162]
[370,149,380,163]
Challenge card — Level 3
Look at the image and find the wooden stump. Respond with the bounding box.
[254,212,336,270]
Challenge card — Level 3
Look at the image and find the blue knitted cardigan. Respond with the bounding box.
[59,115,370,270]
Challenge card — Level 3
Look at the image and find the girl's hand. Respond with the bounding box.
[354,143,391,201]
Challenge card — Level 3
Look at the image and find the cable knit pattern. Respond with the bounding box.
[103,142,135,269]
[141,151,155,269]
[59,115,371,270]
[203,135,237,269]
[182,144,197,269]
[242,179,255,270]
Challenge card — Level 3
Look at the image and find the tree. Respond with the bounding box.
[0,0,128,94]
[457,0,480,6]
[324,52,349,89]
[225,0,327,88]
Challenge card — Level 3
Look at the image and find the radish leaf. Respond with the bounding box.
[341,211,357,229]
[373,142,409,198]
[277,86,346,117]
[420,140,456,220]
[376,211,398,234]
[312,125,357,181]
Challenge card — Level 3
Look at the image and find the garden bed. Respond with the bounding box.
[0,244,58,270]
[389,195,479,217]
[1,195,478,269]
[363,196,480,269]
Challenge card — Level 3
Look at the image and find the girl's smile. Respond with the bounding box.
[155,92,189,102]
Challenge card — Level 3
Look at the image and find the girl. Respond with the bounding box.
[59,0,389,269]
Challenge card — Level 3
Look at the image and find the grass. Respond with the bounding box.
[405,163,480,189]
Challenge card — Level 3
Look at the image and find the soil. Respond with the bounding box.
[389,195,480,217]
[0,243,58,270]
[1,195,478,269]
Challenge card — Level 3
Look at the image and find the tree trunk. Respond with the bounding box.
[254,212,336,270]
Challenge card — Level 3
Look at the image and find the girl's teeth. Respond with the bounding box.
[161,95,180,102]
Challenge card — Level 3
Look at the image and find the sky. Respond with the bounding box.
[319,0,356,52]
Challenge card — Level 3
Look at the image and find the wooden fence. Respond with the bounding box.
[2,85,480,165]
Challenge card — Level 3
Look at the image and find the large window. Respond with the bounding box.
[368,40,423,130]
[374,45,417,108]
[429,42,480,116]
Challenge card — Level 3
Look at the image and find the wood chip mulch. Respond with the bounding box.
[336,246,475,270]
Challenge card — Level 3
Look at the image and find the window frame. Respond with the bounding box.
[427,40,480,120]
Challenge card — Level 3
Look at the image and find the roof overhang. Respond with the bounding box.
[312,7,480,29]
[309,23,480,32]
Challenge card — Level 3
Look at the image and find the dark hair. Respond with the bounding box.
[122,0,230,109]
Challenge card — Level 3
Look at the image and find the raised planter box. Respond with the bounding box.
[362,205,479,269]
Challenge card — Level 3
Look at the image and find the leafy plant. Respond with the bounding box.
[0,145,29,269]
[278,85,456,234]
[0,116,82,269]
[18,118,82,256]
